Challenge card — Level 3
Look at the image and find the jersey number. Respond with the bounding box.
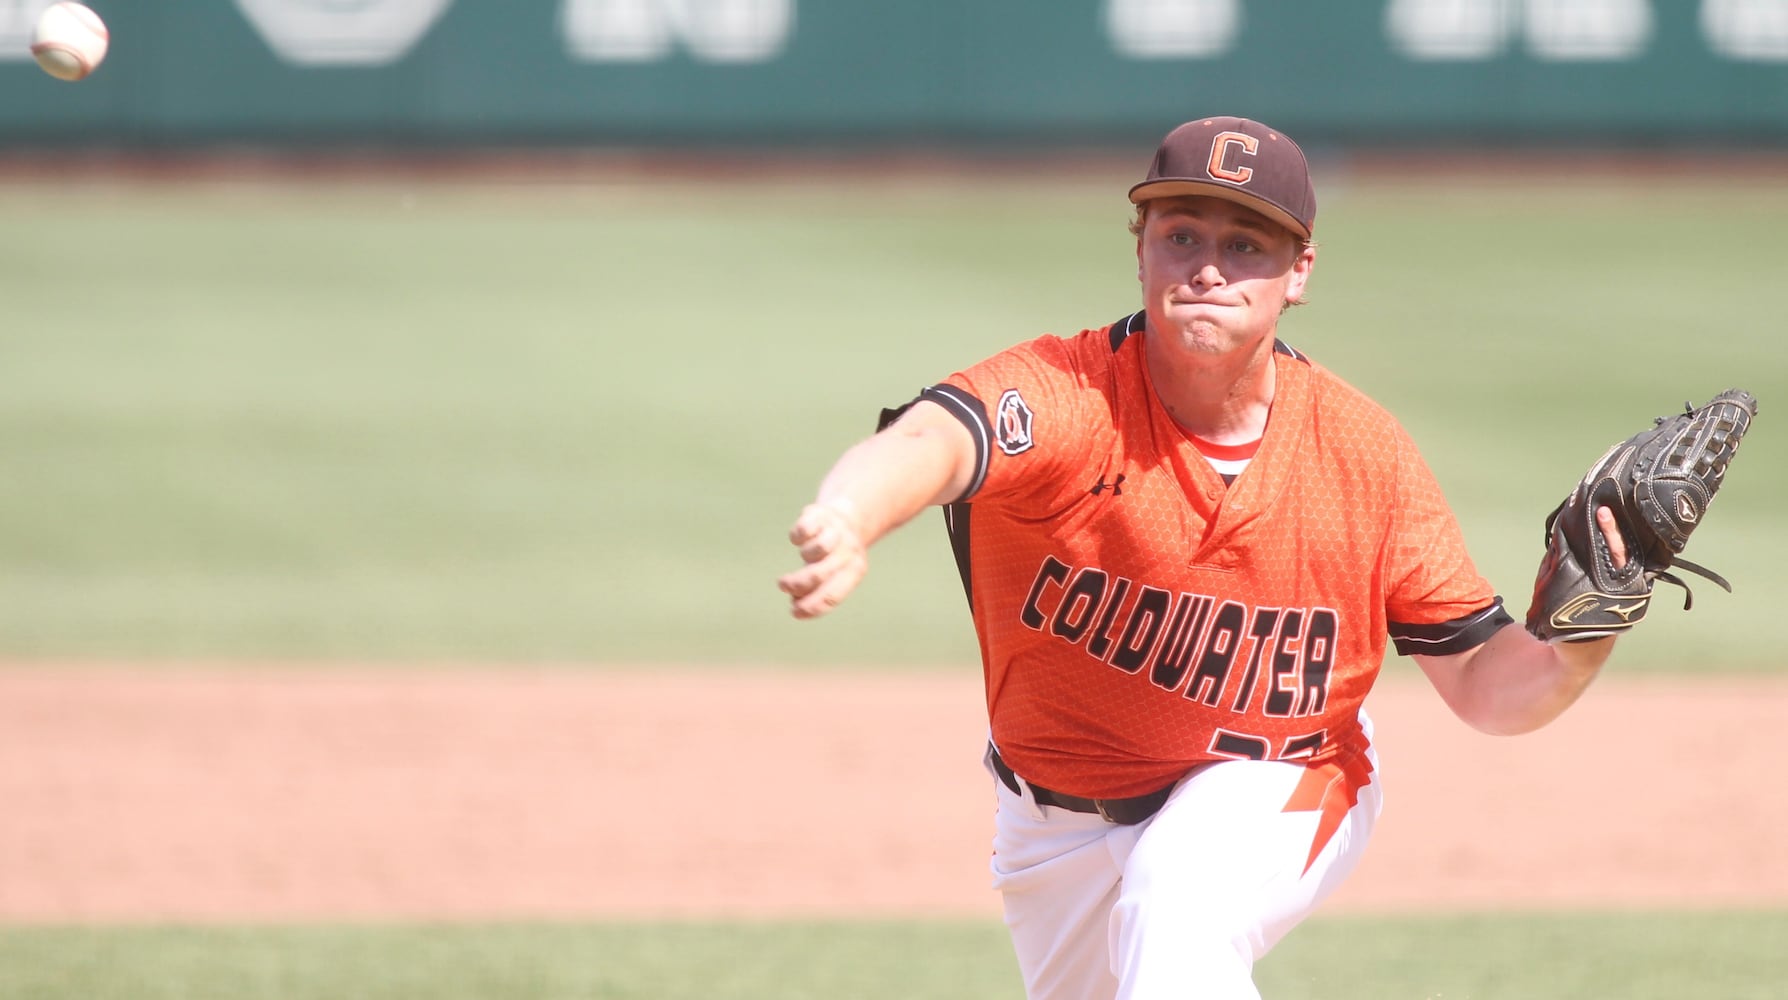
[1209,728,1326,762]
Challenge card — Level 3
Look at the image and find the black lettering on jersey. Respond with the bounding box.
[1110,585,1172,675]
[1186,600,1247,706]
[1209,729,1270,761]
[1211,729,1325,762]
[1019,557,1347,717]
[1051,568,1109,643]
[1151,593,1214,691]
[1229,608,1283,714]
[1296,609,1338,717]
[1085,577,1133,661]
[1019,556,1071,630]
[1263,609,1305,718]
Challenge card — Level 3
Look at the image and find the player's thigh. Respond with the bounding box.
[1116,757,1382,957]
[990,780,1140,1000]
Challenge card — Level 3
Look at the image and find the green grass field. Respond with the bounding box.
[2,165,1784,996]
[4,911,1785,999]
[2,169,1783,670]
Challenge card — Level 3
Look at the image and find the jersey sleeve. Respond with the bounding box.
[1383,423,1513,655]
[882,333,1100,509]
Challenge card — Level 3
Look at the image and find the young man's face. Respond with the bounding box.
[1135,195,1314,357]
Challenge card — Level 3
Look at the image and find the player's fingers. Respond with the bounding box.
[797,522,842,564]
[787,508,825,547]
[789,503,845,548]
[779,541,863,605]
[1596,506,1628,569]
[783,501,868,615]
[790,503,864,564]
[777,565,817,599]
[788,554,868,619]
[777,540,853,598]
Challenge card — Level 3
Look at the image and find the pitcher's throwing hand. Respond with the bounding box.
[779,501,867,619]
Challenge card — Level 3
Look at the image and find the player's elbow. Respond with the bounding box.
[1454,708,1555,738]
[1443,676,1590,737]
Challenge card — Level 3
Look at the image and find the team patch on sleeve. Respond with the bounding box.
[995,389,1035,456]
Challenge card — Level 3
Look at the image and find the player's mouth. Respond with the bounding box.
[1169,296,1240,309]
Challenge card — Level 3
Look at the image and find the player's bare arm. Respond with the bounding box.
[779,401,977,620]
[1414,507,1625,736]
[1423,388,1756,735]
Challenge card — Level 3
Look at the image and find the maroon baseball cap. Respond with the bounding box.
[1128,117,1316,239]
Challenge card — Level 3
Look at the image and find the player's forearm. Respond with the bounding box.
[812,421,970,547]
[781,406,974,620]
[1420,624,1615,736]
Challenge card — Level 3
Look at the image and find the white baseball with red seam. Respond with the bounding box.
[31,2,109,82]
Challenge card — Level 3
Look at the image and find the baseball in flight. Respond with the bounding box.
[31,2,109,82]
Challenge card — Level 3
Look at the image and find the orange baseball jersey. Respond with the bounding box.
[882,311,1512,799]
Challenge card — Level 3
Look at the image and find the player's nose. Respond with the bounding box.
[1188,262,1225,288]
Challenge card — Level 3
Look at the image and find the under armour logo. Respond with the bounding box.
[1091,474,1126,496]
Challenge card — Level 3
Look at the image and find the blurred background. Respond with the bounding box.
[2,0,1785,672]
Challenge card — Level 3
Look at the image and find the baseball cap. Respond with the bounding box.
[1128,117,1316,239]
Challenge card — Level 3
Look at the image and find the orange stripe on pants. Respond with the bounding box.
[1282,751,1375,875]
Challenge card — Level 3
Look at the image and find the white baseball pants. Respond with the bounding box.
[987,716,1383,1000]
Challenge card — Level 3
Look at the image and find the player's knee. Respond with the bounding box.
[1111,883,1264,961]
[1109,891,1262,997]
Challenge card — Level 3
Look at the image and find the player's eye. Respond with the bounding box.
[1232,239,1260,254]
[1168,232,1194,246]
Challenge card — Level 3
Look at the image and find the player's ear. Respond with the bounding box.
[1132,202,1148,280]
[1284,243,1315,303]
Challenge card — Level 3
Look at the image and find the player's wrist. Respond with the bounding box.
[812,495,867,542]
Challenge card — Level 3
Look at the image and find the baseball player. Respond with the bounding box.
[778,116,1751,999]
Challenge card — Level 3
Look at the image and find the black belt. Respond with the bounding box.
[988,744,1173,826]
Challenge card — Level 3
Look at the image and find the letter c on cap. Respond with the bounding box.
[1207,131,1259,183]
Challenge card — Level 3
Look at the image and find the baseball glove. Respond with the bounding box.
[1527,388,1758,643]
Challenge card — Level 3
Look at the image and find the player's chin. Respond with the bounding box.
[1156,312,1229,351]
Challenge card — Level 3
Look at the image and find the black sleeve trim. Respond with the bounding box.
[878,384,992,504]
[942,500,974,608]
[917,384,991,503]
[1389,598,1514,656]
[876,401,913,433]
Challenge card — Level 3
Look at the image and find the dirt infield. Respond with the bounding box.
[1,667,1784,924]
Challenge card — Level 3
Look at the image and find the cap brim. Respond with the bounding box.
[1127,179,1310,239]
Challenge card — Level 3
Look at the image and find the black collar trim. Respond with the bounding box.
[1107,310,1307,363]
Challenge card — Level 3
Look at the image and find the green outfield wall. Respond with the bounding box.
[3,0,1787,145]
